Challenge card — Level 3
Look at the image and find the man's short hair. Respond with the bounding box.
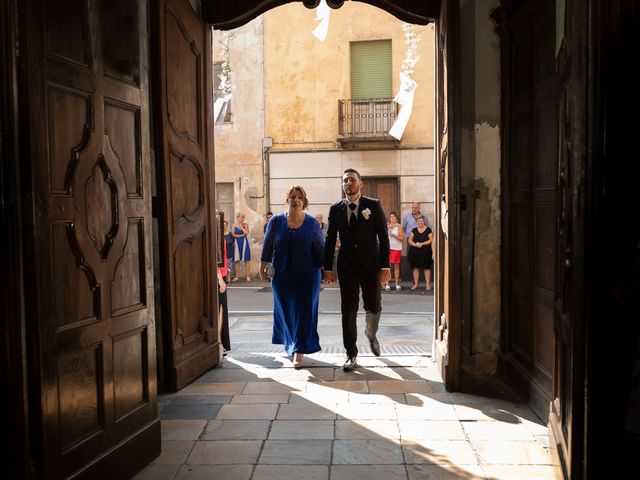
[343,168,362,180]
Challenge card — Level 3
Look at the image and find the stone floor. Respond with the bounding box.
[134,353,557,480]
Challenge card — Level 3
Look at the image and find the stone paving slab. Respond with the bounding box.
[132,279,556,480]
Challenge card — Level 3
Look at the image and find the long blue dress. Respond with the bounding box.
[234,225,251,261]
[261,213,324,355]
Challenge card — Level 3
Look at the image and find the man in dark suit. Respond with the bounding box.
[324,168,390,371]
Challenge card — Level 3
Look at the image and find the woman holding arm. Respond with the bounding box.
[408,215,434,290]
[260,185,324,369]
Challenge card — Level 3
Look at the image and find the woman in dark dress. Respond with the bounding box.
[223,220,235,281]
[259,185,324,369]
[408,215,434,290]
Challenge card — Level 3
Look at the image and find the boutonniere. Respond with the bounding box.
[361,208,372,220]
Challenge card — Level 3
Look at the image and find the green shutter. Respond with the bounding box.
[350,40,392,100]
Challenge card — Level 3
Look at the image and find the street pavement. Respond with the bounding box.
[226,279,434,360]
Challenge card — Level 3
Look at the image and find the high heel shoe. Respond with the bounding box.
[293,353,304,369]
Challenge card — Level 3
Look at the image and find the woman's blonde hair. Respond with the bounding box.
[285,185,309,209]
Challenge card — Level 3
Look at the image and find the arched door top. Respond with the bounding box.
[203,0,437,30]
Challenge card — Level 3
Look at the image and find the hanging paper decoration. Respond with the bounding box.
[312,0,331,42]
[389,23,421,140]
[215,31,235,123]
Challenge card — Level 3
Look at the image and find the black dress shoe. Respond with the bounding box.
[369,336,381,357]
[343,356,357,372]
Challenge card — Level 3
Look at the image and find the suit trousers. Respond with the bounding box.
[338,259,382,358]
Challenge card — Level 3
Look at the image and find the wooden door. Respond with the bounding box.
[154,0,220,390]
[549,0,583,471]
[1,0,30,477]
[25,0,159,477]
[434,0,461,390]
[362,177,398,217]
[498,0,558,420]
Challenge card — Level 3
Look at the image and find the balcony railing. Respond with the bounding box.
[338,98,399,142]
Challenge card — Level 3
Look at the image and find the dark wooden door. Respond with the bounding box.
[362,177,398,217]
[434,0,461,390]
[25,0,160,477]
[500,0,558,420]
[549,1,584,474]
[154,0,220,390]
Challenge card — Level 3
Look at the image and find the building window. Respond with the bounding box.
[350,40,392,100]
[214,61,232,123]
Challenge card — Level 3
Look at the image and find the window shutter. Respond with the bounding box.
[350,40,392,100]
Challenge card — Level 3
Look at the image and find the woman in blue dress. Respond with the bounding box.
[260,185,325,369]
[231,212,251,281]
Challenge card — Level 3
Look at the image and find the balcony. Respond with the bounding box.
[337,98,399,147]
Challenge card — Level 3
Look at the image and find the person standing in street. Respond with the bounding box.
[217,240,231,356]
[231,212,251,281]
[324,168,390,372]
[402,202,429,242]
[408,215,434,290]
[315,213,328,237]
[223,220,235,282]
[384,211,405,291]
[263,211,273,234]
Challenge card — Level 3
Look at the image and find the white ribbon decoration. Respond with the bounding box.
[312,0,331,42]
[389,72,418,140]
[214,94,232,123]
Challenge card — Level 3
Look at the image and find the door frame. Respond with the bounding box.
[433,0,462,391]
[0,0,30,477]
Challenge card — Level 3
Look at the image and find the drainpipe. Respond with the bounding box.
[261,18,270,214]
[262,137,272,212]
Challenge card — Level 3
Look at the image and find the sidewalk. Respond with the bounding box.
[133,300,556,479]
[135,353,555,480]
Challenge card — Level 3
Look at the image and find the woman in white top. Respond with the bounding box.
[384,211,405,291]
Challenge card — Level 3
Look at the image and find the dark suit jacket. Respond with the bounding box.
[324,196,390,273]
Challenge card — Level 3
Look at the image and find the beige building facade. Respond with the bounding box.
[264,3,435,227]
[214,3,435,276]
[213,18,267,273]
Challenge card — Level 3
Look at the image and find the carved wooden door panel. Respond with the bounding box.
[155,0,219,390]
[434,0,461,390]
[26,0,159,477]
